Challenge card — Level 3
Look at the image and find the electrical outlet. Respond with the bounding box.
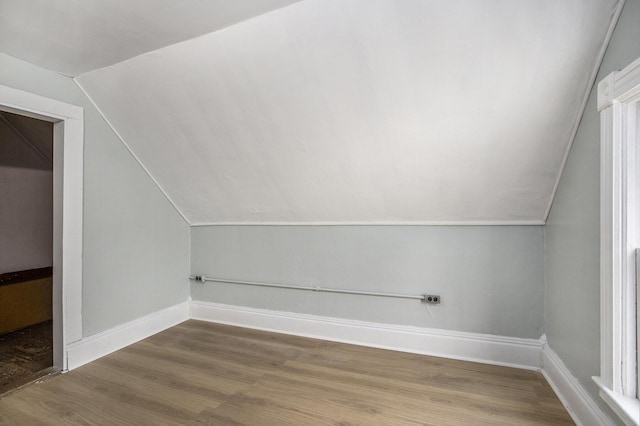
[423,294,441,304]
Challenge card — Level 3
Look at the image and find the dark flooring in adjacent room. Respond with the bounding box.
[0,321,53,395]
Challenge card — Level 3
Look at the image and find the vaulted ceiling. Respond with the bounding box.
[1,0,621,224]
[0,111,53,166]
[0,0,301,76]
[0,111,52,170]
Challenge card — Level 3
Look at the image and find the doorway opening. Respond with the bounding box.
[0,84,84,383]
[0,111,54,393]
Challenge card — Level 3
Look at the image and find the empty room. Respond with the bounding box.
[0,0,639,424]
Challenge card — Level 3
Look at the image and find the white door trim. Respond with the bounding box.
[0,84,84,371]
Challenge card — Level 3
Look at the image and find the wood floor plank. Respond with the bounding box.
[0,374,173,425]
[0,320,574,425]
[220,363,571,426]
[124,341,265,385]
[104,350,251,404]
[275,359,571,422]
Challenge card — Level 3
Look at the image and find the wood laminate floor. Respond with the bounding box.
[0,320,573,425]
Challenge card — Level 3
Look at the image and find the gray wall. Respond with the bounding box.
[545,0,640,420]
[191,225,544,339]
[0,53,190,337]
[0,119,52,274]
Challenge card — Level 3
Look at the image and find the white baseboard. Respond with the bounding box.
[541,345,615,426]
[190,301,543,370]
[61,298,620,426]
[66,301,190,370]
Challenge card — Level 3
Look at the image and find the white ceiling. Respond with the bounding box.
[1,0,621,224]
[0,0,300,76]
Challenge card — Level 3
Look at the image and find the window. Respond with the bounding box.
[595,55,640,426]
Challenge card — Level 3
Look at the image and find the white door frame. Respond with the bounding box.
[0,85,83,371]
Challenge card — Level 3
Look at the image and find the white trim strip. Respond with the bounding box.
[599,56,640,109]
[594,377,640,426]
[72,79,190,225]
[542,345,615,426]
[66,301,190,370]
[190,301,543,370]
[189,220,545,227]
[0,84,85,371]
[543,0,626,221]
[0,85,83,120]
[597,51,640,422]
[60,298,626,426]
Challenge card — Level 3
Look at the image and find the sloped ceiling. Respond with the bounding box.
[0,0,300,76]
[1,0,621,224]
[0,111,52,170]
[0,111,53,165]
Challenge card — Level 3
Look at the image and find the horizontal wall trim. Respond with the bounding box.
[541,344,615,426]
[66,301,189,371]
[0,85,83,120]
[190,220,546,227]
[190,301,544,370]
[0,266,52,287]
